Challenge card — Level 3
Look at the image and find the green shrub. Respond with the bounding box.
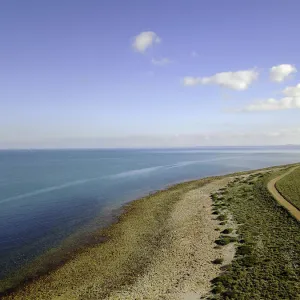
[215,238,230,246]
[211,284,225,294]
[222,228,233,234]
[229,236,238,243]
[237,245,252,255]
[217,214,227,221]
[215,236,237,246]
[212,258,224,264]
[239,255,257,267]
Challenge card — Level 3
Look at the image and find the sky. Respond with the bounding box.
[1,0,300,148]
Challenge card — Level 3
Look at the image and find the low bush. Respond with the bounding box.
[237,245,252,255]
[217,214,227,221]
[212,258,224,264]
[215,236,237,246]
[222,228,233,234]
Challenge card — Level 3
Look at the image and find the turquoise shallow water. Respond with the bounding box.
[1,147,300,280]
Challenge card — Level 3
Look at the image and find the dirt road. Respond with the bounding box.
[267,166,300,221]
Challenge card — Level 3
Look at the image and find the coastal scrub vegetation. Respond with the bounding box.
[210,169,300,299]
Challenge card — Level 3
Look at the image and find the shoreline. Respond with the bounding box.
[1,163,299,299]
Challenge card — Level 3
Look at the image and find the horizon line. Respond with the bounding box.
[0,145,300,151]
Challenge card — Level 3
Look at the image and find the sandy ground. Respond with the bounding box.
[106,178,234,300]
[268,166,300,221]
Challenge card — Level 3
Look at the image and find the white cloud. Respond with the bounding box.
[239,83,300,112]
[183,69,259,91]
[270,64,297,82]
[132,31,161,53]
[283,82,300,97]
[241,97,300,112]
[151,57,172,66]
[183,77,200,86]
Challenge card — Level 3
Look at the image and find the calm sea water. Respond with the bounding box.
[1,147,300,280]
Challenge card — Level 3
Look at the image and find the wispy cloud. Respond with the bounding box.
[239,98,300,112]
[151,57,172,66]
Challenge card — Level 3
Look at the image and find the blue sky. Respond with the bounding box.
[1,0,300,148]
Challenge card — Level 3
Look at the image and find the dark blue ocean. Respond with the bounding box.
[1,147,300,281]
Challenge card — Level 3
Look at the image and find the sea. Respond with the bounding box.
[1,147,300,283]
